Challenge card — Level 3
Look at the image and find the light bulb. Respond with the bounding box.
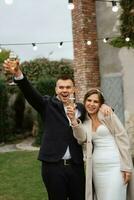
[68,3,74,10]
[103,38,109,43]
[5,0,13,5]
[87,40,92,45]
[125,37,130,42]
[112,6,118,12]
[33,46,38,51]
[112,1,118,12]
[32,43,38,51]
[58,42,63,48]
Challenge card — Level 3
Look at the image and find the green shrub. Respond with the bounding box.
[34,78,56,145]
[13,91,25,134]
[0,78,9,142]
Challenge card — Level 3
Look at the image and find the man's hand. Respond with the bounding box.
[99,104,113,116]
[3,59,22,77]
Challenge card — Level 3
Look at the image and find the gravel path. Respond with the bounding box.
[0,137,39,153]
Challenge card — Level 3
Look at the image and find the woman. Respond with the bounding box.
[67,89,133,200]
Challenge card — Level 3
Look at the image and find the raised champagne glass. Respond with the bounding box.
[6,51,17,85]
[69,94,75,107]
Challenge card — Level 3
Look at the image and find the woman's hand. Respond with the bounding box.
[122,171,132,184]
[99,104,113,116]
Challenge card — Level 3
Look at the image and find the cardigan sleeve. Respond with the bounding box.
[72,121,87,144]
[100,112,133,172]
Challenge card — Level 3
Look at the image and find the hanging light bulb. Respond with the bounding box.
[103,37,109,43]
[87,40,92,45]
[32,43,38,51]
[125,37,130,42]
[58,42,63,48]
[4,0,14,5]
[112,1,119,12]
[68,0,74,10]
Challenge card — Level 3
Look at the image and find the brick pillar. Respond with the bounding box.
[71,0,100,102]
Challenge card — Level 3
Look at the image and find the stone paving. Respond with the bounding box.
[0,137,39,153]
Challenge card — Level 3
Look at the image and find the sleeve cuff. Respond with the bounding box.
[71,119,81,127]
[14,73,24,80]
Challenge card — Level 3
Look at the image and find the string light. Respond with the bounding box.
[96,0,119,12]
[4,0,14,5]
[58,41,63,48]
[0,41,71,47]
[103,37,109,43]
[125,37,130,42]
[32,43,38,51]
[68,0,74,10]
[87,40,92,45]
[0,36,131,53]
[0,0,121,52]
[112,1,119,12]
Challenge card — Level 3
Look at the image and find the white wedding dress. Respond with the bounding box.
[92,124,127,200]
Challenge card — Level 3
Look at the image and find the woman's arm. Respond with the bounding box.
[102,112,133,173]
[72,122,87,144]
[112,113,133,171]
[99,112,133,184]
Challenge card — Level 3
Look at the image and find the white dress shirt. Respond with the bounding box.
[62,106,81,160]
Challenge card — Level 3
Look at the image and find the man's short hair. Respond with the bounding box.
[56,74,75,85]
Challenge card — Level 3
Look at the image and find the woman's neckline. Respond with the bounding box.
[92,124,104,133]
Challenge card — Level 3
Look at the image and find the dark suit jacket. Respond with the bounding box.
[15,76,86,164]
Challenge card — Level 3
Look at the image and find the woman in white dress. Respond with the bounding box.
[66,89,133,200]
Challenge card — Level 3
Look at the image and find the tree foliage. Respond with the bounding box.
[0,49,10,64]
[0,78,9,142]
[21,58,73,84]
[110,0,134,48]
[0,49,10,80]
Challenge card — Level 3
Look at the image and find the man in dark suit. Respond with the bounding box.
[4,58,111,200]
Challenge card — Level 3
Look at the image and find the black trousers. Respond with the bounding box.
[41,161,85,200]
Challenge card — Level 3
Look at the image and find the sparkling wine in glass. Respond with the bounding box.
[69,94,75,107]
[7,51,17,85]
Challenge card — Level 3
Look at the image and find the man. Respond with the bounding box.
[3,58,111,200]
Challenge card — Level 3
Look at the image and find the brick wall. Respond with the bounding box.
[71,0,100,102]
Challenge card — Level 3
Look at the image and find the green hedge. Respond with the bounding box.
[34,78,56,145]
[0,78,9,142]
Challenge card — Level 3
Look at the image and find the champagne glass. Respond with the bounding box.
[69,94,75,107]
[67,94,77,124]
[5,51,17,85]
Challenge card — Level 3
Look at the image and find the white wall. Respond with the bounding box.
[96,2,134,126]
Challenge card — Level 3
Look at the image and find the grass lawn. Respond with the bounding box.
[0,151,48,200]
